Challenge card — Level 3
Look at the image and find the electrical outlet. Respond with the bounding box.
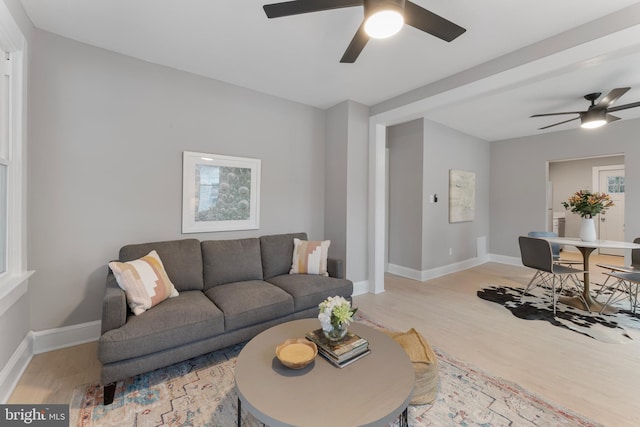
[449,248,453,256]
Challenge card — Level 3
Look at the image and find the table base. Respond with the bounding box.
[398,407,409,427]
[558,295,618,314]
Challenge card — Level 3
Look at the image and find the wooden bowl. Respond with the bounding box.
[276,338,317,369]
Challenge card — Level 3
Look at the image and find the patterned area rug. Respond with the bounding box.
[477,285,640,344]
[70,316,602,427]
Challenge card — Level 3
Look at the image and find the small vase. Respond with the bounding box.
[579,217,597,242]
[323,323,348,342]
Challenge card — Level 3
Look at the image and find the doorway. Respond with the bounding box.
[548,155,625,254]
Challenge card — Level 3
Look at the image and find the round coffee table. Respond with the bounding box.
[235,318,414,427]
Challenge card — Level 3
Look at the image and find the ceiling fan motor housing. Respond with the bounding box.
[581,108,606,121]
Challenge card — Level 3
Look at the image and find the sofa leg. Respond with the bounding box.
[103,382,116,405]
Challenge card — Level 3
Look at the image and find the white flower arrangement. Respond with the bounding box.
[318,296,357,332]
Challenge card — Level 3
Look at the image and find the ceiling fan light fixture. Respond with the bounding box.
[580,109,607,129]
[581,119,606,129]
[364,10,404,38]
[363,0,405,39]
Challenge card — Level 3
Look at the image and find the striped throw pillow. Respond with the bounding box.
[109,250,179,315]
[290,238,331,276]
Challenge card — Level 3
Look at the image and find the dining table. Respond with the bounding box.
[542,237,640,313]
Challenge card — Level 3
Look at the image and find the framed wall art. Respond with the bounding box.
[182,151,261,233]
[449,169,475,223]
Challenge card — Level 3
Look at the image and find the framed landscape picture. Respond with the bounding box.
[182,151,261,233]
[449,169,475,223]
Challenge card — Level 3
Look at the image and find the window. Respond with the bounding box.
[0,2,28,292]
[607,176,625,194]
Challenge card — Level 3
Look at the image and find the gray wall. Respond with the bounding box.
[325,100,369,284]
[422,119,490,268]
[490,119,640,258]
[325,102,348,264]
[549,155,624,238]
[386,118,490,273]
[387,119,423,270]
[27,30,328,330]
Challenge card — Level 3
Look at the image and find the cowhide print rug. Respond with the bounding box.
[477,284,640,343]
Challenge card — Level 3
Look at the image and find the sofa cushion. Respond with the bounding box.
[109,250,179,315]
[204,280,294,331]
[202,238,263,289]
[266,274,353,312]
[119,239,203,291]
[260,232,307,279]
[290,238,331,276]
[98,291,224,363]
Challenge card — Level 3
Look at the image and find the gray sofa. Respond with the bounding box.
[98,232,353,404]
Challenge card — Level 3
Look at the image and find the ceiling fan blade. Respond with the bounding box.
[404,1,466,42]
[608,101,640,113]
[530,112,583,118]
[340,22,369,63]
[263,0,362,18]
[606,114,621,123]
[596,87,630,108]
[537,117,579,130]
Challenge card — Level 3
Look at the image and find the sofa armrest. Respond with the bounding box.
[101,270,127,334]
[327,258,344,279]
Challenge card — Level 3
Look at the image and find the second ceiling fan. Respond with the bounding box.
[262,0,466,63]
[531,88,640,130]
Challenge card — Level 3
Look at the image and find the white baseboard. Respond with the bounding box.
[387,255,491,282]
[0,320,101,403]
[31,320,102,355]
[386,263,423,281]
[488,253,522,266]
[0,332,33,403]
[351,280,369,296]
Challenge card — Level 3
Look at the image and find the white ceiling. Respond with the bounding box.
[18,0,640,141]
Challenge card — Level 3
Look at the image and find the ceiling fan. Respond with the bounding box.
[530,87,640,130]
[262,0,466,63]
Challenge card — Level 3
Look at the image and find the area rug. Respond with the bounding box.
[477,284,640,344]
[70,316,602,427]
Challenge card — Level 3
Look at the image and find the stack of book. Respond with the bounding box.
[305,328,370,368]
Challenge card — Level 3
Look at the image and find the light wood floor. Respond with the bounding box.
[9,252,639,426]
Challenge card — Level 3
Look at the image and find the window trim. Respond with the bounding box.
[0,1,30,295]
